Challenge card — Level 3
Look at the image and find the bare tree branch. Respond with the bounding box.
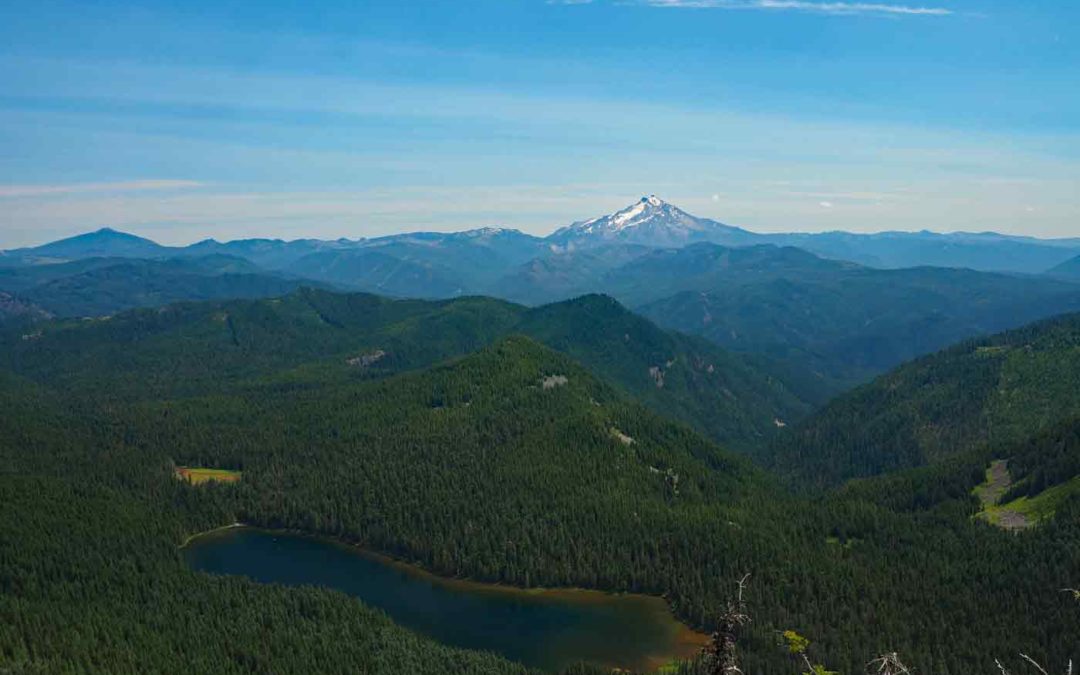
[867,652,912,675]
[1019,654,1050,675]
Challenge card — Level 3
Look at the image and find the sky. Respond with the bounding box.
[1,0,1078,247]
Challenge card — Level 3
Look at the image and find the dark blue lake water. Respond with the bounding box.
[184,528,704,672]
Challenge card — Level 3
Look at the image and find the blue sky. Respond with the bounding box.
[1,0,1078,246]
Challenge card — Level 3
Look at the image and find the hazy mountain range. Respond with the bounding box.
[4,196,1080,394]
[6,196,1080,276]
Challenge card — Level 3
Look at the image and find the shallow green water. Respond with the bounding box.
[184,528,704,672]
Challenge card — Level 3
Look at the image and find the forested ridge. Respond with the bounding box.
[2,288,809,451]
[635,255,1080,394]
[765,312,1080,488]
[0,255,315,318]
[2,291,1078,674]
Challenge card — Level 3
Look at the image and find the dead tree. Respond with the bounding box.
[702,573,752,675]
[995,654,1073,675]
[867,652,912,675]
[994,586,1076,675]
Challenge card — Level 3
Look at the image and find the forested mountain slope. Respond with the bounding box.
[2,288,810,452]
[2,290,524,397]
[2,319,1077,673]
[516,295,812,451]
[0,370,537,675]
[494,244,654,307]
[494,242,1080,393]
[286,249,471,298]
[0,255,316,318]
[635,251,1080,392]
[1047,253,1080,280]
[1004,418,1080,501]
[494,243,847,307]
[766,312,1080,488]
[7,231,1080,397]
[0,291,50,324]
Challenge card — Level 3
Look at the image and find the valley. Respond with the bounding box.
[2,207,1079,675]
[2,283,1078,673]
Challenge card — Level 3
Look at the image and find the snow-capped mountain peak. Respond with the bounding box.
[547,196,754,250]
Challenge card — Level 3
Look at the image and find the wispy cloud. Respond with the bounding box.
[556,0,953,16]
[0,180,204,198]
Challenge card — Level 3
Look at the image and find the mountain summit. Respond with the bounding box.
[546,196,757,251]
[11,227,167,261]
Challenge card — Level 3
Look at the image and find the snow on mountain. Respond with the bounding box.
[546,196,759,251]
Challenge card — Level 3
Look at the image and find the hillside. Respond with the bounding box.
[361,229,547,286]
[1,288,810,452]
[2,310,1078,673]
[1047,254,1080,280]
[0,370,538,675]
[515,294,812,452]
[496,243,844,307]
[495,242,1080,392]
[766,313,1080,488]
[181,237,355,269]
[489,244,654,306]
[0,256,317,318]
[988,418,1080,526]
[634,251,1080,391]
[10,238,1079,401]
[0,290,524,396]
[287,249,473,298]
[0,291,51,324]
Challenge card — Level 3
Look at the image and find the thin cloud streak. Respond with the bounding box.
[572,0,954,16]
[0,180,205,198]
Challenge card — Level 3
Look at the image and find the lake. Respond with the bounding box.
[183,527,707,672]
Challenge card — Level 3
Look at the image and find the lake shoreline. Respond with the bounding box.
[179,521,244,549]
[182,524,709,672]
[183,522,680,603]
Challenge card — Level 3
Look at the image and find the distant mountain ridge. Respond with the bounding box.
[632,248,1080,391]
[0,254,316,318]
[1048,253,1080,280]
[11,227,167,262]
[7,196,1080,277]
[6,203,1080,394]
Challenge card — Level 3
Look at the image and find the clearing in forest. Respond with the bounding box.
[974,460,1080,531]
[973,460,1030,530]
[972,457,1080,531]
[175,467,242,485]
